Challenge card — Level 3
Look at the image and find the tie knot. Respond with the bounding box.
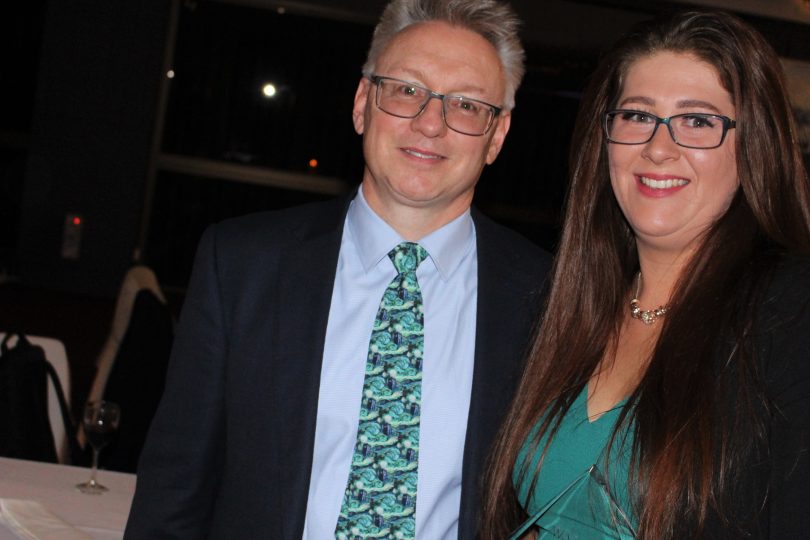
[388,242,428,274]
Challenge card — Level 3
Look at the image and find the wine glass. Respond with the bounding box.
[76,400,121,494]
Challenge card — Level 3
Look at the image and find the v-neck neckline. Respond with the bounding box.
[583,383,629,424]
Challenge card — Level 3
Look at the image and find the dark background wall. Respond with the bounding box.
[17,0,172,296]
[5,0,810,298]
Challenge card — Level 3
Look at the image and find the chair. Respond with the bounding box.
[85,265,168,404]
[0,332,72,464]
[81,265,174,472]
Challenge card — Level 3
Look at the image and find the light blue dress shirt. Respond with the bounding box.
[302,188,478,539]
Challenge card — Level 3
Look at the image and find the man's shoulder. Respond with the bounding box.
[472,208,552,274]
[207,195,350,247]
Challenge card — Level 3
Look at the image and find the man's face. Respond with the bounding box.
[353,21,511,234]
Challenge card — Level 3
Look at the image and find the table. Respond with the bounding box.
[0,457,135,540]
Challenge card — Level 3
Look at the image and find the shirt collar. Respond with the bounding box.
[347,186,475,281]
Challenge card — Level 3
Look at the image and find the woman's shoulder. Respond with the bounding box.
[769,252,810,288]
[754,252,810,379]
[760,253,810,319]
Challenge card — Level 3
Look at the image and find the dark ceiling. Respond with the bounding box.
[206,0,810,63]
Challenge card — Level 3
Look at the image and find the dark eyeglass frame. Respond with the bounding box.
[369,74,502,136]
[603,109,737,149]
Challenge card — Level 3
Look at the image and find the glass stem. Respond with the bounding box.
[90,448,100,485]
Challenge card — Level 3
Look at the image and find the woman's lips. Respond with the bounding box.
[636,174,689,196]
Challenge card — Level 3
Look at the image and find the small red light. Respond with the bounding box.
[72,216,82,226]
[308,159,318,169]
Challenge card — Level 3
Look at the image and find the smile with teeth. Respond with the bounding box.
[638,175,689,189]
[403,148,443,160]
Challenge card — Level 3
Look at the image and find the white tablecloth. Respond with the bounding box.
[0,457,135,540]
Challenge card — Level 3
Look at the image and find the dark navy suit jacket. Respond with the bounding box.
[124,195,551,539]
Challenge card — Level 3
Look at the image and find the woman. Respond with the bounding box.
[482,10,810,539]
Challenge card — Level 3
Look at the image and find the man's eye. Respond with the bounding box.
[460,100,480,113]
[449,98,482,115]
[396,85,419,97]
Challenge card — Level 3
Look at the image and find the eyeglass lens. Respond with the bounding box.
[605,111,730,149]
[375,78,494,135]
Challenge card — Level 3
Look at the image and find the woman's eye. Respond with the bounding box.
[681,115,716,129]
[620,111,655,123]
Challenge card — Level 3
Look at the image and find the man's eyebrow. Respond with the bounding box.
[392,68,489,97]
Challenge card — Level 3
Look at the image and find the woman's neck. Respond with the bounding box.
[634,243,695,309]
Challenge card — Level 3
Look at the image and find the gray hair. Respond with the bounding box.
[362,0,525,110]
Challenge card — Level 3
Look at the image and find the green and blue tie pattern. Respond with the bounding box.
[335,242,428,540]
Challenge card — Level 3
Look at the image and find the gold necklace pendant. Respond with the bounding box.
[629,272,669,325]
[630,298,667,325]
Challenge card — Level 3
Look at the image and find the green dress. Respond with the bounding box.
[511,386,636,539]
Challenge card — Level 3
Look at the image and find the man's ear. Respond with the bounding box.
[352,78,372,135]
[485,110,511,165]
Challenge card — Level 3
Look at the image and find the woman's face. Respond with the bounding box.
[608,51,739,255]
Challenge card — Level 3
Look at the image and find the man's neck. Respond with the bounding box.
[360,183,472,241]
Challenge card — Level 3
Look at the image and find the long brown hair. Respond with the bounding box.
[482,10,810,539]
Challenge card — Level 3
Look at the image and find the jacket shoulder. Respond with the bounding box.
[208,196,348,248]
[472,209,552,279]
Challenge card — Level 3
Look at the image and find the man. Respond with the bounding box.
[124,0,550,538]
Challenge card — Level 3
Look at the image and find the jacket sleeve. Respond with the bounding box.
[762,259,810,537]
[124,225,228,539]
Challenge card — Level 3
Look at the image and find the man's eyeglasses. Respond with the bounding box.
[603,109,737,149]
[369,75,502,136]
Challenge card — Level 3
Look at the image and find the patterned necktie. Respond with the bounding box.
[335,242,428,540]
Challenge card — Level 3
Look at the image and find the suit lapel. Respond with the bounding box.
[458,213,539,539]
[270,198,350,538]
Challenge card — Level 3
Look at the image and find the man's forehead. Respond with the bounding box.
[374,21,506,98]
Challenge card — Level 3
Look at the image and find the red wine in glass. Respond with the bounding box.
[76,400,121,494]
